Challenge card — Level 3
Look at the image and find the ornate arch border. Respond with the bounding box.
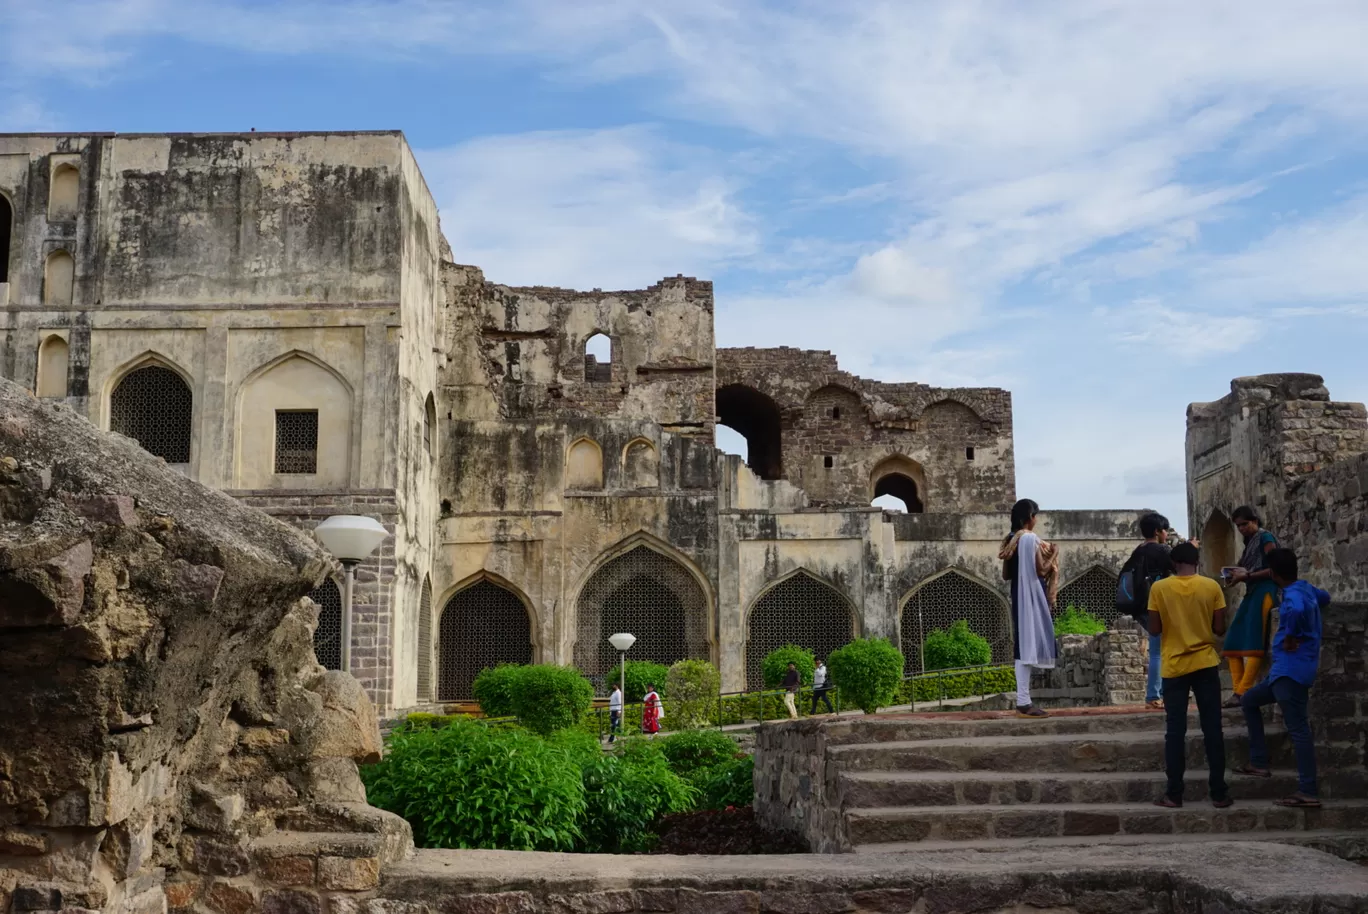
[896,565,1011,665]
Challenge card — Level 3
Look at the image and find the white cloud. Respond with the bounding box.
[417,127,757,290]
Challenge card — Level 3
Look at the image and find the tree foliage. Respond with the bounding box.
[922,619,991,671]
[827,638,904,714]
[761,644,815,688]
[665,659,721,730]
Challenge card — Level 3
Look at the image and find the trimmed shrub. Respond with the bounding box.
[1055,605,1106,636]
[472,663,523,717]
[509,665,594,735]
[826,638,904,714]
[694,755,755,811]
[761,644,815,688]
[658,730,740,783]
[361,720,585,850]
[902,665,1015,703]
[622,660,671,702]
[665,659,721,730]
[922,620,991,671]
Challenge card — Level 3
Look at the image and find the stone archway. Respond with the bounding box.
[900,569,1011,674]
[745,571,855,689]
[438,578,534,701]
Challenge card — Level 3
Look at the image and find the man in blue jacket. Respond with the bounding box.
[1236,547,1329,808]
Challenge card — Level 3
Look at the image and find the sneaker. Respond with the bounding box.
[1016,704,1049,718]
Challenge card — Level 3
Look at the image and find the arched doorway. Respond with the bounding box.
[309,579,343,671]
[438,578,534,701]
[745,571,854,688]
[870,455,926,513]
[900,569,1011,674]
[716,384,783,480]
[574,545,709,679]
[1057,566,1121,626]
[111,363,193,465]
[0,192,12,284]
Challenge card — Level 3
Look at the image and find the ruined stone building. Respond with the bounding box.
[0,131,1148,713]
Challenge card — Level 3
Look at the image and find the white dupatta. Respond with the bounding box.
[1013,532,1057,669]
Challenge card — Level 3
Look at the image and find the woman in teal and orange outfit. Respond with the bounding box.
[1222,505,1279,707]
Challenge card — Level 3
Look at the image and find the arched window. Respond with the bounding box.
[900,569,1011,674]
[37,336,69,398]
[575,544,710,678]
[416,576,434,702]
[716,384,783,480]
[310,579,343,671]
[870,455,927,513]
[623,439,658,488]
[0,193,12,284]
[111,364,193,464]
[424,393,437,459]
[584,333,612,382]
[44,251,74,306]
[48,165,79,221]
[1057,566,1121,627]
[566,437,603,489]
[745,572,854,689]
[235,353,352,488]
[439,578,534,701]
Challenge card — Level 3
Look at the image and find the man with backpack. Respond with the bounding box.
[1118,513,1174,710]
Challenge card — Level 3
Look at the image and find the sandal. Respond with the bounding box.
[1222,694,1243,709]
[1234,764,1272,778]
[1211,796,1234,809]
[1016,704,1049,718]
[1145,699,1163,710]
[1154,795,1182,808]
[1274,795,1322,808]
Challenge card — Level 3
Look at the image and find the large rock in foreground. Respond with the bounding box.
[0,379,409,914]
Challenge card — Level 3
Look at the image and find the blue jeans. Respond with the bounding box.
[1243,676,1317,797]
[1146,633,1162,702]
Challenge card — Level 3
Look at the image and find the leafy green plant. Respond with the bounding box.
[361,720,585,850]
[1054,604,1106,636]
[901,665,1015,703]
[922,619,992,671]
[826,638,904,714]
[622,660,671,702]
[762,644,815,688]
[472,663,524,718]
[579,739,695,853]
[658,730,740,783]
[509,665,594,735]
[665,659,721,730]
[694,755,755,810]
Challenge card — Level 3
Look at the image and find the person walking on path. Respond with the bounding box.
[1236,548,1328,808]
[608,685,623,743]
[1223,506,1280,707]
[642,684,663,736]
[999,498,1059,719]
[1120,512,1174,710]
[782,662,800,720]
[811,659,835,715]
[1148,541,1232,809]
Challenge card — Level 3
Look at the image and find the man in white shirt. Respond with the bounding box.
[811,659,834,715]
[608,686,623,743]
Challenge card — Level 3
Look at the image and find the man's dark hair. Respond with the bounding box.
[1170,542,1200,566]
[1268,548,1299,582]
[1232,505,1260,525]
[787,662,796,667]
[1140,513,1170,539]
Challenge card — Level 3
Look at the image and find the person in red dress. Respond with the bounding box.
[642,684,663,736]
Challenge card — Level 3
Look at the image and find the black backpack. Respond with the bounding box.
[1116,545,1167,619]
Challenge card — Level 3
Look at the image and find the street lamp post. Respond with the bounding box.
[608,632,636,701]
[313,515,390,674]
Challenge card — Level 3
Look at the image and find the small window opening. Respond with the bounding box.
[48,164,79,221]
[275,410,319,474]
[823,455,834,469]
[44,250,74,306]
[966,446,975,461]
[0,193,12,284]
[831,406,841,419]
[584,333,612,382]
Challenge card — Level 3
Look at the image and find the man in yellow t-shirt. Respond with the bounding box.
[1148,541,1230,809]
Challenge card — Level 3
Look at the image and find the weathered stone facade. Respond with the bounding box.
[1,131,1148,712]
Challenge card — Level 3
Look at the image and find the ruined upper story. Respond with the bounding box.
[716,347,1015,513]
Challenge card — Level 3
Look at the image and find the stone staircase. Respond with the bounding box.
[755,708,1368,855]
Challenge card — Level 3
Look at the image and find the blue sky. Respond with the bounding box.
[6,1,1368,533]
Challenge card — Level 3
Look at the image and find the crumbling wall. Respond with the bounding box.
[0,379,410,914]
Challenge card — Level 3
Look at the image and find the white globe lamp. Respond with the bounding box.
[313,515,390,674]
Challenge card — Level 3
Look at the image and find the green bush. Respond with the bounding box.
[472,663,524,717]
[404,712,459,728]
[694,755,755,810]
[658,730,740,782]
[1055,605,1106,636]
[361,720,585,850]
[827,638,904,714]
[762,644,815,688]
[580,738,694,853]
[509,665,594,735]
[922,620,992,671]
[902,665,1015,703]
[621,660,671,702]
[665,659,721,730]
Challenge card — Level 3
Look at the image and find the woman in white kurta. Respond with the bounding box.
[998,498,1059,718]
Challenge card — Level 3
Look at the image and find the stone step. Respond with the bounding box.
[844,799,1368,845]
[839,768,1368,808]
[852,829,1368,855]
[828,729,1293,774]
[824,708,1256,747]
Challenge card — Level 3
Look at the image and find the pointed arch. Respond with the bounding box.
[622,437,658,489]
[744,569,856,689]
[44,250,74,306]
[48,163,79,220]
[437,571,536,701]
[1201,509,1239,582]
[108,352,194,466]
[899,567,1011,674]
[308,578,343,671]
[37,334,69,398]
[416,575,434,702]
[870,454,927,513]
[573,532,713,677]
[0,191,12,284]
[1057,565,1120,626]
[234,349,354,488]
[566,436,604,489]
